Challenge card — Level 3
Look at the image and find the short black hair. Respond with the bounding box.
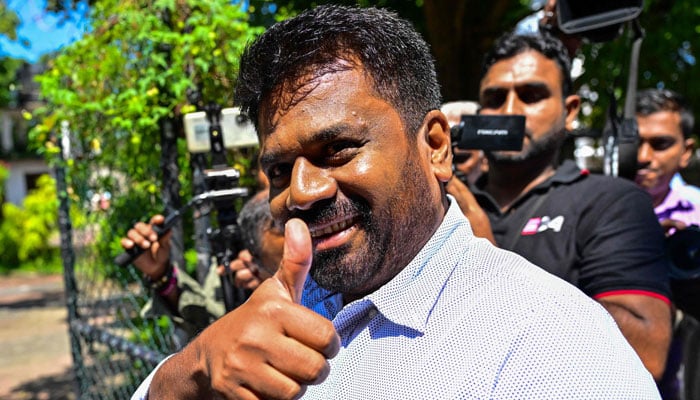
[482,30,573,98]
[234,4,442,137]
[636,88,695,139]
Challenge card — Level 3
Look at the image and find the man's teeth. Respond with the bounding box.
[311,220,350,238]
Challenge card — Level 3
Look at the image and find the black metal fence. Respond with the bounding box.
[53,116,205,399]
[52,103,259,398]
[56,159,179,399]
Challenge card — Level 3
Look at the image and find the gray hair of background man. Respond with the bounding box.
[636,88,695,139]
[238,192,273,263]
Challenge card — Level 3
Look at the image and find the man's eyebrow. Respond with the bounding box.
[515,82,551,92]
[259,123,351,167]
[480,87,507,95]
[482,82,550,92]
[312,124,351,142]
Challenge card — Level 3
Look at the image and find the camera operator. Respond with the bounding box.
[120,190,283,341]
[450,30,673,381]
[634,87,700,399]
[440,101,489,185]
[635,88,700,232]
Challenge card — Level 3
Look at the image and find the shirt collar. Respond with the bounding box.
[549,159,587,185]
[656,187,696,218]
[472,159,586,212]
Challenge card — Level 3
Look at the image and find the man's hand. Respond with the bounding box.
[120,214,172,279]
[148,218,341,399]
[446,177,496,244]
[660,218,687,236]
[217,250,269,291]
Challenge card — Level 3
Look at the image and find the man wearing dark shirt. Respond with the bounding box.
[451,30,673,380]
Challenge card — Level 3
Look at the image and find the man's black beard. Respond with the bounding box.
[310,224,389,293]
[289,198,386,293]
[488,130,565,164]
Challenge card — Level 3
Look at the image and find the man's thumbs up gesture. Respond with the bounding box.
[148,219,341,400]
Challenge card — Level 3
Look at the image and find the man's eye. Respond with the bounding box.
[517,88,548,104]
[267,164,291,183]
[325,141,359,159]
[480,91,506,109]
[648,138,676,151]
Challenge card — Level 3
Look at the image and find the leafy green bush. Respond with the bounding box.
[0,174,62,274]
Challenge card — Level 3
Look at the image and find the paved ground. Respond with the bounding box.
[0,273,78,400]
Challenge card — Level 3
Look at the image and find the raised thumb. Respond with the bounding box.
[275,218,313,303]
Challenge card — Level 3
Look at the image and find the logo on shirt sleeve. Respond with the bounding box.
[521,216,565,235]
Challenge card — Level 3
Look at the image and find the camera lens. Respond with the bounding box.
[666,226,700,279]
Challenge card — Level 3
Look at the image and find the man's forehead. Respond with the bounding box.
[258,65,362,126]
[481,51,561,88]
[637,111,684,135]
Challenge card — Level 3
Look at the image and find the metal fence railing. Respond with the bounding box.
[56,160,179,399]
[53,108,258,398]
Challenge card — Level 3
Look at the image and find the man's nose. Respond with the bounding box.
[637,142,653,166]
[286,157,337,211]
[502,91,522,115]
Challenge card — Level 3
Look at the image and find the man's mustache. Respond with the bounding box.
[288,198,369,228]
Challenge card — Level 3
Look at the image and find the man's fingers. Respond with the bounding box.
[120,237,135,250]
[149,214,165,225]
[661,218,687,235]
[237,249,254,262]
[275,218,313,304]
[126,228,150,249]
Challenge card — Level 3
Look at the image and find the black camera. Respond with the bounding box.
[666,225,700,320]
[450,114,525,151]
[555,0,643,43]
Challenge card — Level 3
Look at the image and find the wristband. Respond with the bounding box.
[156,267,178,297]
[146,264,176,294]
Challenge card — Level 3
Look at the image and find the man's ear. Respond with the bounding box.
[422,110,453,183]
[680,137,696,169]
[564,94,581,131]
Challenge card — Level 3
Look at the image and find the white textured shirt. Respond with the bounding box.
[132,198,660,399]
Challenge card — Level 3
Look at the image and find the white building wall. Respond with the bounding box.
[3,158,51,206]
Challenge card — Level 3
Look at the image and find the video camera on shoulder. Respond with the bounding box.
[183,104,257,312]
[450,114,525,151]
[666,225,700,320]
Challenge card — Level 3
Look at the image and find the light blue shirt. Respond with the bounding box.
[132,198,660,399]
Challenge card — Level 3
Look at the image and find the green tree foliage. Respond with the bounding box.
[0,56,23,107]
[30,0,263,268]
[0,0,19,40]
[0,0,25,108]
[33,0,262,161]
[575,0,700,134]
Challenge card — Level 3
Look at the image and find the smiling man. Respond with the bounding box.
[132,6,661,399]
[452,31,674,382]
[635,88,700,231]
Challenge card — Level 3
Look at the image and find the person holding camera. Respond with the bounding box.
[634,87,700,399]
[440,101,489,186]
[120,190,283,341]
[447,30,673,381]
[131,6,660,399]
[635,88,700,232]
